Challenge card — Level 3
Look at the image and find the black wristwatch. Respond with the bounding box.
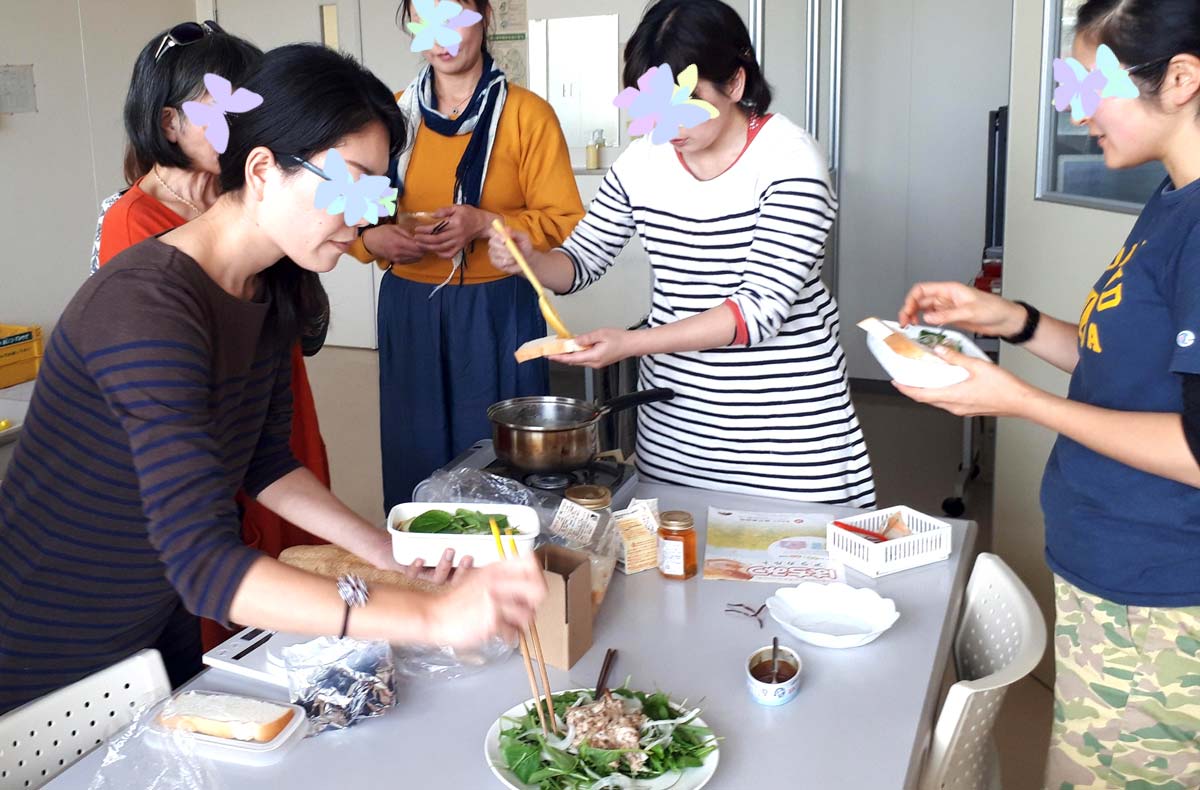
[1002,301,1041,345]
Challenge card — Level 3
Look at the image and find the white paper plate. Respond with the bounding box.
[863,321,989,389]
[484,690,719,790]
[767,582,900,648]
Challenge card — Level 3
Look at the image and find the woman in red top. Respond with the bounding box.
[97,22,332,649]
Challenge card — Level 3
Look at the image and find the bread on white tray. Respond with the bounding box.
[158,691,294,743]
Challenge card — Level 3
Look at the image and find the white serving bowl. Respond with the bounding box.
[863,321,989,389]
[387,502,540,567]
[766,582,900,648]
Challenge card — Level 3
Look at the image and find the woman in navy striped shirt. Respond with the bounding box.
[490,0,874,506]
[0,44,544,715]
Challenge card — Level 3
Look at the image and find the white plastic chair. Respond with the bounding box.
[920,553,1047,790]
[0,649,171,789]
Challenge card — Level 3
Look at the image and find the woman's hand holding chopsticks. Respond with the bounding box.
[422,556,547,648]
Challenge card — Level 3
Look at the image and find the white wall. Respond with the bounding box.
[0,0,195,330]
[994,0,1136,683]
[838,0,1013,379]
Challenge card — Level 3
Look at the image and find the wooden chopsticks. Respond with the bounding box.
[490,518,559,736]
[594,648,617,698]
[490,219,573,339]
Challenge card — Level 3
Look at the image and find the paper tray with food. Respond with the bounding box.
[857,317,989,388]
[148,690,307,766]
[387,502,541,566]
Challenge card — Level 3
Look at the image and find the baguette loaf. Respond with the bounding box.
[159,691,294,743]
[515,334,587,363]
[277,544,442,593]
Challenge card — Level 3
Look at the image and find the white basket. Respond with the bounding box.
[826,506,952,578]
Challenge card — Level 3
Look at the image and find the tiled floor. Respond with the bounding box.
[306,348,1055,788]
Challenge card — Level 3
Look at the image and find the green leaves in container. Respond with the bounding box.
[407,510,454,533]
[405,508,517,535]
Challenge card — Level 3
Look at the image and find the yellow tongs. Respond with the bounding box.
[491,219,573,339]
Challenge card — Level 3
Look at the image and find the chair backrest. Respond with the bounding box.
[0,649,171,789]
[920,553,1047,790]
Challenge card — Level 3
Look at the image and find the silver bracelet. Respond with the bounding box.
[336,574,369,638]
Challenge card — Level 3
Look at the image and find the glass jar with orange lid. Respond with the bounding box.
[657,510,698,580]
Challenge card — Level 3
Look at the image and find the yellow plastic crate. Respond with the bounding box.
[0,324,43,388]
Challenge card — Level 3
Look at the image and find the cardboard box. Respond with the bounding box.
[0,324,43,389]
[534,544,593,671]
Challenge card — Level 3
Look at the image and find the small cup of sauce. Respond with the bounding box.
[745,644,802,706]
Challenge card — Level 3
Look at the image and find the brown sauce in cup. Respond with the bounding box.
[750,660,797,684]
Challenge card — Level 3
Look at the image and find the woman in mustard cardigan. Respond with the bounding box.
[349,0,583,509]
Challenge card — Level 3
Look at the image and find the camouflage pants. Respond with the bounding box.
[1045,577,1200,790]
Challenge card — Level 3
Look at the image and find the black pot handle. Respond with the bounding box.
[594,387,675,418]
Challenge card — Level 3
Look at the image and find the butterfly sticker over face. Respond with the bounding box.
[1053,44,1140,122]
[407,0,483,58]
[613,64,720,145]
[181,73,264,154]
[310,149,398,227]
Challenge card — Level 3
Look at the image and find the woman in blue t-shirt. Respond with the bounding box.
[896,0,1200,785]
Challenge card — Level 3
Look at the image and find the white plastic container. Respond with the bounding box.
[826,506,953,578]
[862,320,990,388]
[387,502,540,567]
[148,691,307,766]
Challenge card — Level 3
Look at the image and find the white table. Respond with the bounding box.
[48,483,976,790]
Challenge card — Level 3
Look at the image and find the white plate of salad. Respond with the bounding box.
[484,687,719,790]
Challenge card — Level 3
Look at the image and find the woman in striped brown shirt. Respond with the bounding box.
[0,44,544,715]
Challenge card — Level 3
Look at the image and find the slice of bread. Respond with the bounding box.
[857,317,941,362]
[514,334,587,363]
[159,691,294,743]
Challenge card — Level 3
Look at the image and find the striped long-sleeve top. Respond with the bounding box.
[0,238,299,713]
[560,115,875,506]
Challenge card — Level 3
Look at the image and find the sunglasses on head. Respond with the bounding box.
[154,20,225,62]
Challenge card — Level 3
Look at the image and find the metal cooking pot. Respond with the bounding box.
[487,388,675,472]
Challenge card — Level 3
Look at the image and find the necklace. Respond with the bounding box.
[153,167,202,217]
[438,89,474,119]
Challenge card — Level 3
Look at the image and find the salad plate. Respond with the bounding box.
[484,688,719,790]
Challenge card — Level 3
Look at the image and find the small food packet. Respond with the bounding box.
[283,637,396,734]
[612,498,660,574]
[883,512,912,540]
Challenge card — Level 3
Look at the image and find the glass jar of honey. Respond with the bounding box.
[657,510,697,580]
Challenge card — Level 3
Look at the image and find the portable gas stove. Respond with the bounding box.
[437,440,639,510]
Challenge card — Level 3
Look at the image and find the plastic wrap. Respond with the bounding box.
[87,701,222,790]
[542,497,622,611]
[393,635,515,680]
[283,637,396,733]
[413,466,558,529]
